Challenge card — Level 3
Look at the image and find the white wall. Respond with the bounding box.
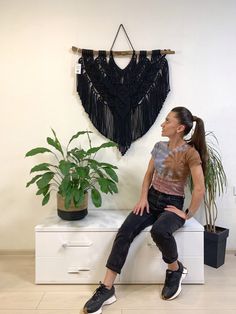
[0,0,236,250]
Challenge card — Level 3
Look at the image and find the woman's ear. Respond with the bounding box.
[177,124,185,134]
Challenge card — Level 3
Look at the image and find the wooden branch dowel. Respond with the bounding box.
[71,46,175,56]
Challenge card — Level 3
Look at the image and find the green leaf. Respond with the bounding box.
[96,169,105,178]
[103,167,118,183]
[65,188,73,209]
[100,141,117,148]
[42,193,50,205]
[98,178,109,193]
[68,131,92,146]
[50,128,64,157]
[47,136,64,157]
[51,128,58,140]
[60,176,70,196]
[99,162,118,169]
[30,163,51,173]
[86,147,100,154]
[86,159,99,170]
[73,189,85,207]
[76,166,89,178]
[37,172,54,189]
[36,185,50,196]
[25,147,52,157]
[26,174,42,187]
[87,141,117,155]
[59,160,73,176]
[80,179,90,191]
[69,148,88,161]
[91,188,102,207]
[108,181,118,193]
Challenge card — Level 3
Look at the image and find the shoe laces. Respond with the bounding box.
[92,281,109,300]
[164,270,180,286]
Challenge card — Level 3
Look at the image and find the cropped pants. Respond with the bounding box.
[106,186,186,274]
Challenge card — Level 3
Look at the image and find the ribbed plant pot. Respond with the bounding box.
[204,226,229,268]
[57,193,88,221]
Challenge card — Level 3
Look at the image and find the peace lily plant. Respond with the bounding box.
[25,130,119,211]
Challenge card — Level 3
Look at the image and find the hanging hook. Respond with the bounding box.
[110,24,135,52]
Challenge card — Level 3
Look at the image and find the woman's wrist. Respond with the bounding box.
[185,208,194,220]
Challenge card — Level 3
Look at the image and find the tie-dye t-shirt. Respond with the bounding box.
[151,141,202,196]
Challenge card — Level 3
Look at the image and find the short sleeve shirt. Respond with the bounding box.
[151,141,202,196]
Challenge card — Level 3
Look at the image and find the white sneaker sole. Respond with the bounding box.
[84,295,117,314]
[163,267,188,301]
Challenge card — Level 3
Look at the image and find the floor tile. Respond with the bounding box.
[37,292,87,309]
[0,292,44,309]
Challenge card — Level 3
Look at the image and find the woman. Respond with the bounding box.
[83,106,207,314]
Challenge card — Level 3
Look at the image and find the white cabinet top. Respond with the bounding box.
[35,209,204,232]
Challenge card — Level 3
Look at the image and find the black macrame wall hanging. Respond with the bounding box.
[74,24,174,155]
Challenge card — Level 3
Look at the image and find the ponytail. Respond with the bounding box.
[171,107,208,175]
[188,116,208,175]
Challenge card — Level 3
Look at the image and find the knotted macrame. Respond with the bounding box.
[77,49,170,155]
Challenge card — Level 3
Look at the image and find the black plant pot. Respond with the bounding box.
[204,226,229,268]
[57,208,88,221]
[57,193,88,221]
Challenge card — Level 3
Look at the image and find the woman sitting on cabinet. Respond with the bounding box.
[83,106,207,314]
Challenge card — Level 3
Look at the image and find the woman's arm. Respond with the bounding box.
[165,164,205,220]
[185,164,205,219]
[133,158,155,216]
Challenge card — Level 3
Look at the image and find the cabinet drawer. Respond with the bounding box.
[36,257,109,284]
[36,232,116,258]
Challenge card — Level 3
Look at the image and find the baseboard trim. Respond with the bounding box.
[0,250,35,255]
[0,249,235,256]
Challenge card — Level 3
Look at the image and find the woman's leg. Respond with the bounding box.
[150,210,185,264]
[150,210,187,301]
[83,210,157,314]
[106,210,157,275]
[168,260,179,271]
[103,268,117,289]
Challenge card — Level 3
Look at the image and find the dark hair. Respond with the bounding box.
[171,106,208,175]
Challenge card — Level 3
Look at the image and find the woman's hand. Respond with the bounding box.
[133,198,150,216]
[164,205,186,220]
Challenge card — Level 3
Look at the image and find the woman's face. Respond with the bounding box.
[161,111,184,138]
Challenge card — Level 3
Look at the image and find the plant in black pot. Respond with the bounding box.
[25,129,119,221]
[189,132,228,268]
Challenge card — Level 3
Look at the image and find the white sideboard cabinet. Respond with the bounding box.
[35,209,204,284]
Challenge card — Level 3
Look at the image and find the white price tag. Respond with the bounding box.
[75,63,81,74]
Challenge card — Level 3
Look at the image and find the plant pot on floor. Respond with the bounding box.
[57,193,88,221]
[204,226,229,268]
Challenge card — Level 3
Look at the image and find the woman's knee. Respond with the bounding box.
[115,225,137,244]
[150,224,169,243]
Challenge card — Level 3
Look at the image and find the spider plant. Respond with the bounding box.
[189,132,227,232]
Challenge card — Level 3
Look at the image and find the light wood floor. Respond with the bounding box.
[0,253,235,313]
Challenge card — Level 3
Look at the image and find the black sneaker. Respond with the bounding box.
[161,261,188,300]
[83,282,117,314]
